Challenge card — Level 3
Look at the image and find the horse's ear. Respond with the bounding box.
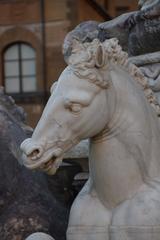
[50,81,58,94]
[95,45,105,68]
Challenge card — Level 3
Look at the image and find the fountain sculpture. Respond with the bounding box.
[21,0,160,239]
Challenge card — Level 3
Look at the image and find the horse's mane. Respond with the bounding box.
[66,38,160,115]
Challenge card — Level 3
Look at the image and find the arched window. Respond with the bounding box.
[4,43,37,94]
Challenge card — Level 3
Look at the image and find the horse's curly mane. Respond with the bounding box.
[67,38,160,115]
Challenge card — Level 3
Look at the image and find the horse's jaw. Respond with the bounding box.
[20,137,81,175]
[22,150,64,175]
[20,138,65,175]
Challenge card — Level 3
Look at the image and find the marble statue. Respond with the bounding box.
[63,0,160,59]
[129,52,160,106]
[21,37,160,239]
[99,0,160,56]
[63,0,160,106]
[99,0,160,110]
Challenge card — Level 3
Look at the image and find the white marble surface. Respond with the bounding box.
[64,140,88,159]
[25,232,54,240]
[21,38,160,240]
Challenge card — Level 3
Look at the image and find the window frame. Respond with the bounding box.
[3,42,37,95]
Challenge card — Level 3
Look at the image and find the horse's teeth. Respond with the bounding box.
[42,159,54,169]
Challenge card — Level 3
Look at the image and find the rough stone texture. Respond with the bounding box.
[0,88,70,240]
[63,1,160,59]
[100,0,160,56]
[63,21,99,62]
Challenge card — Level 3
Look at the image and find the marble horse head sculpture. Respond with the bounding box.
[21,38,160,240]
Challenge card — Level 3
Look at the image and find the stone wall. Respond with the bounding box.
[0,0,69,127]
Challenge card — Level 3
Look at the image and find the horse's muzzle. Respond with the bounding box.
[20,138,44,161]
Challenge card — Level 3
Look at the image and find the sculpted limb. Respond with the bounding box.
[67,179,111,240]
[111,181,160,240]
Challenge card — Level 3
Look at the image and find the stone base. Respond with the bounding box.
[110,226,160,240]
[67,225,160,240]
[67,226,109,240]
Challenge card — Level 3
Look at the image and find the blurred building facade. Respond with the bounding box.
[0,0,138,127]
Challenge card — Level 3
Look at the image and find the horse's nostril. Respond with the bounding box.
[28,149,41,160]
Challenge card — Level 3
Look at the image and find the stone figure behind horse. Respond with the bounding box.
[21,38,160,240]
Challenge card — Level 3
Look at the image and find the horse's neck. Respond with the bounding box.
[89,65,160,208]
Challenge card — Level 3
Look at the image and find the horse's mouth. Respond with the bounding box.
[40,156,63,175]
[20,137,77,175]
[22,148,64,175]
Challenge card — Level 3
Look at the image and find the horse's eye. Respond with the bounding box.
[69,103,82,113]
